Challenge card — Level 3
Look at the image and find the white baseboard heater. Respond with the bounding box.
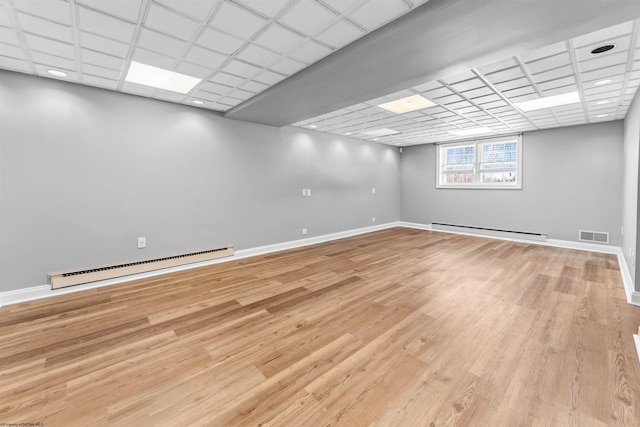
[49,246,234,290]
[430,222,547,242]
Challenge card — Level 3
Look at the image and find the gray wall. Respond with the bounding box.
[400,122,624,245]
[622,90,640,288]
[0,71,400,292]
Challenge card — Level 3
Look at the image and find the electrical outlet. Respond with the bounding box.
[372,217,376,223]
[621,226,624,236]
[302,188,307,197]
[307,188,311,196]
[372,187,376,194]
[137,237,146,249]
[302,228,307,235]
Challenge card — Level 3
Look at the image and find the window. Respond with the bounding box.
[437,136,522,189]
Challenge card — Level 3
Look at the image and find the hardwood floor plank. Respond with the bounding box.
[0,228,638,426]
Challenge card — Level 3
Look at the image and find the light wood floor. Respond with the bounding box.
[1,228,639,426]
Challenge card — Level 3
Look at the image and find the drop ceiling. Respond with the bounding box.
[294,19,640,146]
[0,0,426,110]
[0,0,639,147]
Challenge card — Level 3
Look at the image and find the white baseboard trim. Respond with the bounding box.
[0,222,401,307]
[397,221,640,307]
[3,221,639,309]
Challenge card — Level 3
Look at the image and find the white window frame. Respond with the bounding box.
[436,135,522,189]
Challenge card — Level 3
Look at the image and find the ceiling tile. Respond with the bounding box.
[145,3,200,40]
[0,27,20,45]
[191,90,221,101]
[348,0,409,30]
[82,74,119,89]
[82,63,121,79]
[82,48,125,69]
[290,40,333,63]
[579,51,629,73]
[270,57,307,75]
[448,78,484,92]
[229,88,254,100]
[80,32,129,57]
[222,60,262,79]
[155,0,218,20]
[132,47,175,69]
[254,23,305,54]
[580,64,627,83]
[209,1,267,40]
[254,69,287,85]
[121,81,157,97]
[236,44,281,67]
[0,43,26,60]
[183,45,227,69]
[31,51,76,69]
[536,75,575,91]
[22,33,73,58]
[234,0,289,18]
[315,19,363,49]
[210,71,246,86]
[77,0,142,22]
[493,77,530,91]
[280,1,336,36]
[530,64,573,83]
[0,4,14,27]
[525,52,571,74]
[175,61,212,79]
[17,12,73,43]
[138,28,188,58]
[156,89,186,102]
[199,81,233,95]
[196,27,245,55]
[240,80,269,93]
[78,6,135,43]
[485,67,525,84]
[321,0,363,14]
[13,0,71,25]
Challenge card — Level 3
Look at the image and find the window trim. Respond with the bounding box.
[436,135,523,189]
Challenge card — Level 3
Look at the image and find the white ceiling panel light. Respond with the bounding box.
[513,91,581,112]
[125,61,201,94]
[377,94,436,114]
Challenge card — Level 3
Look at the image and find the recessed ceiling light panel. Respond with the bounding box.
[377,94,436,114]
[513,91,580,112]
[125,61,201,94]
[448,127,492,136]
[192,100,205,105]
[594,79,612,86]
[363,128,401,137]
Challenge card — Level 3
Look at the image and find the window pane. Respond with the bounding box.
[443,145,474,171]
[480,171,517,183]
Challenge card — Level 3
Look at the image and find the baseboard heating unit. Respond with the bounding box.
[49,246,234,290]
[430,222,547,242]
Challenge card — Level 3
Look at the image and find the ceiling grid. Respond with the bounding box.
[0,0,637,146]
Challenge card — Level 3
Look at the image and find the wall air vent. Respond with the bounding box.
[49,246,234,289]
[578,230,609,244]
